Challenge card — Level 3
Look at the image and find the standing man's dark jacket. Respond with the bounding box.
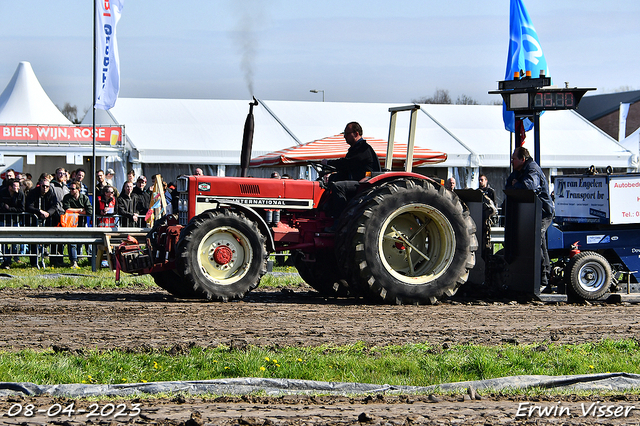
[0,186,25,213]
[480,185,496,205]
[132,187,150,216]
[505,157,554,217]
[25,186,58,224]
[117,192,137,226]
[327,138,381,181]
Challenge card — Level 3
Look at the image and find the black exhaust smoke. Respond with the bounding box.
[240,97,259,177]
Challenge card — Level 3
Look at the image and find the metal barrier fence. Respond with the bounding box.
[0,212,149,270]
[0,212,148,228]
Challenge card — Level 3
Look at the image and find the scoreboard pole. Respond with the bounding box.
[490,75,595,301]
[533,112,541,165]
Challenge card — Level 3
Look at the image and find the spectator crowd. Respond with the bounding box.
[0,167,181,269]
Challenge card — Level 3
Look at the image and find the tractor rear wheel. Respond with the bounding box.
[176,210,268,301]
[337,178,477,304]
[294,251,351,297]
[151,270,202,299]
[567,251,611,300]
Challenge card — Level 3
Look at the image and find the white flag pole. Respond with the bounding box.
[92,3,97,221]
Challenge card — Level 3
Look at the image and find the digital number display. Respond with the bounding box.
[533,92,575,109]
[496,87,593,112]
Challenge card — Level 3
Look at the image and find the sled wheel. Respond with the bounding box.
[151,270,202,299]
[177,210,267,301]
[294,251,351,297]
[567,251,611,300]
[341,178,477,304]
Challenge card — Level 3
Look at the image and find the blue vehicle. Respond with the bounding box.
[545,173,640,301]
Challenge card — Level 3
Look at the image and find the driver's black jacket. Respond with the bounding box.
[326,138,381,181]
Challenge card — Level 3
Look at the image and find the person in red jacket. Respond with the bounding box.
[97,185,117,227]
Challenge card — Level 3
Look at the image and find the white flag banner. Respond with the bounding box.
[619,102,631,141]
[95,0,124,110]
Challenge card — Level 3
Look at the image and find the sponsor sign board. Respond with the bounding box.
[0,125,123,145]
[554,176,609,224]
[609,175,640,225]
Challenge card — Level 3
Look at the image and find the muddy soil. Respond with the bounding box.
[2,283,640,425]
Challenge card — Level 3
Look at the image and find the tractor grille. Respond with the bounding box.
[178,193,189,226]
[240,184,260,195]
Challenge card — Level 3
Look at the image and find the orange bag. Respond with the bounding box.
[58,211,79,227]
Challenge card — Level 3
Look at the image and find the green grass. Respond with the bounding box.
[0,259,301,290]
[0,339,638,389]
[0,260,157,290]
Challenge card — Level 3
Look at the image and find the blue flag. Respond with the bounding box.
[503,0,548,132]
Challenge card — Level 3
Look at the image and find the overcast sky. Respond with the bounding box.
[0,0,638,112]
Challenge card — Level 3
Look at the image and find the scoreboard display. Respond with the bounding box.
[505,88,591,111]
[490,75,594,112]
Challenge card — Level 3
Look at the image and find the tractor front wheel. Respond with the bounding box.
[176,210,268,301]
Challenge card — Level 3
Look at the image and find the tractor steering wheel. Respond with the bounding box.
[308,160,337,178]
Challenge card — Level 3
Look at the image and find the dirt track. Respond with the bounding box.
[2,286,640,352]
[2,282,640,424]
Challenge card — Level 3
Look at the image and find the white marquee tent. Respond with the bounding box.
[85,97,634,188]
[0,61,124,179]
[0,61,71,125]
[622,127,640,171]
[85,98,301,165]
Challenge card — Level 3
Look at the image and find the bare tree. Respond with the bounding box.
[455,94,479,105]
[613,85,635,93]
[58,102,80,124]
[413,89,451,104]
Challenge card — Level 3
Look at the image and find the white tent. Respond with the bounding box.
[84,98,635,185]
[85,98,302,165]
[539,110,633,169]
[255,101,634,187]
[417,104,633,169]
[258,100,472,167]
[0,62,71,125]
[621,127,640,171]
[0,61,124,178]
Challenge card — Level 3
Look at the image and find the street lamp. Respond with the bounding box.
[310,89,325,102]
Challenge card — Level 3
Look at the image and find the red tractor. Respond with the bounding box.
[116,104,478,304]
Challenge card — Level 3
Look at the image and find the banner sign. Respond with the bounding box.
[554,175,640,225]
[0,125,123,145]
[554,176,609,224]
[609,175,640,225]
[95,0,124,110]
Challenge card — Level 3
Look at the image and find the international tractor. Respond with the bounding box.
[115,103,478,304]
[117,75,640,304]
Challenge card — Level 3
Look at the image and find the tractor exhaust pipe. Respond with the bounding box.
[240,97,259,177]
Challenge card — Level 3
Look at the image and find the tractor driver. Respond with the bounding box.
[321,121,380,231]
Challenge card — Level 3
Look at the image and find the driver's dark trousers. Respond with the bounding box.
[327,180,360,218]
